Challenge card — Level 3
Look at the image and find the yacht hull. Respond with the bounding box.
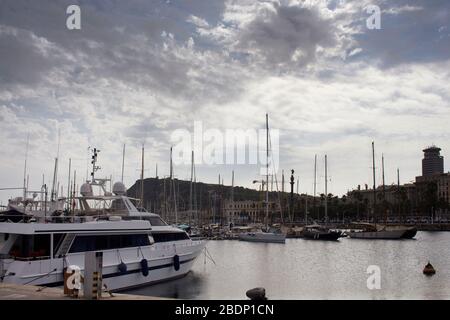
[301,230,342,241]
[1,240,206,292]
[239,232,286,244]
[348,225,417,240]
[348,229,414,239]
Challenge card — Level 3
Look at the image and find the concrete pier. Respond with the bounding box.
[0,283,170,300]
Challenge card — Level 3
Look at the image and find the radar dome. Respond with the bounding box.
[113,182,127,195]
[80,183,93,197]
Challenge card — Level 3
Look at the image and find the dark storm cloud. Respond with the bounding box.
[235,3,336,67]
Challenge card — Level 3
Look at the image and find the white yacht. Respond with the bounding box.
[0,153,206,292]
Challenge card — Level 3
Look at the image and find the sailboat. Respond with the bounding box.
[348,142,417,240]
[239,114,286,244]
[300,155,344,240]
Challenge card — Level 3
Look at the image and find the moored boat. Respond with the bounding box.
[300,224,344,241]
[348,223,417,240]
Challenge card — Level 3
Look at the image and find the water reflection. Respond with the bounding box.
[125,232,450,299]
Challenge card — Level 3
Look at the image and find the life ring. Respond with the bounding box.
[118,261,127,274]
[140,259,149,277]
[173,255,180,271]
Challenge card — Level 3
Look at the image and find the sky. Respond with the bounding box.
[0,0,449,204]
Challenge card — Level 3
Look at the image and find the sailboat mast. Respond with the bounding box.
[372,141,376,222]
[231,170,234,227]
[397,167,400,221]
[121,144,125,182]
[382,153,386,196]
[313,154,317,219]
[324,154,328,223]
[189,150,194,225]
[140,144,144,208]
[23,134,29,199]
[265,113,269,228]
[67,158,71,210]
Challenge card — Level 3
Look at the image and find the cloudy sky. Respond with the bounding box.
[1,0,449,204]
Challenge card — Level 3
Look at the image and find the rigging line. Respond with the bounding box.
[267,127,285,222]
[23,268,58,285]
[205,247,216,265]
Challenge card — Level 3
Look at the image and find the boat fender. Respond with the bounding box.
[173,254,180,271]
[118,262,127,275]
[140,259,149,277]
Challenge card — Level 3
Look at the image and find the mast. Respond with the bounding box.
[189,150,194,225]
[72,170,76,214]
[397,168,400,221]
[67,158,71,210]
[140,144,144,208]
[289,170,294,223]
[372,141,376,222]
[51,157,58,201]
[313,154,317,220]
[121,144,125,183]
[169,146,173,179]
[23,134,29,199]
[382,153,385,195]
[231,170,234,227]
[382,153,386,223]
[265,113,269,229]
[324,154,328,224]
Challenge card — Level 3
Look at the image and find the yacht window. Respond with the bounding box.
[68,234,150,253]
[152,232,189,243]
[9,235,51,258]
[53,233,66,255]
[148,217,167,226]
[111,199,126,210]
[0,233,9,251]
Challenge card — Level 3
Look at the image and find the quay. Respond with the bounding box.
[0,283,170,300]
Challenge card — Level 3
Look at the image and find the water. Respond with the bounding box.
[126,232,450,299]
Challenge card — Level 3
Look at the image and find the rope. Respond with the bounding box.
[204,247,216,265]
[23,268,58,285]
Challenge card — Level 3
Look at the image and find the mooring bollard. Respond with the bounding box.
[246,287,268,300]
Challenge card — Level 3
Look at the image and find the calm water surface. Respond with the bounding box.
[126,231,450,299]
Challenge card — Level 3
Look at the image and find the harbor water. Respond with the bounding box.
[126,231,450,299]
